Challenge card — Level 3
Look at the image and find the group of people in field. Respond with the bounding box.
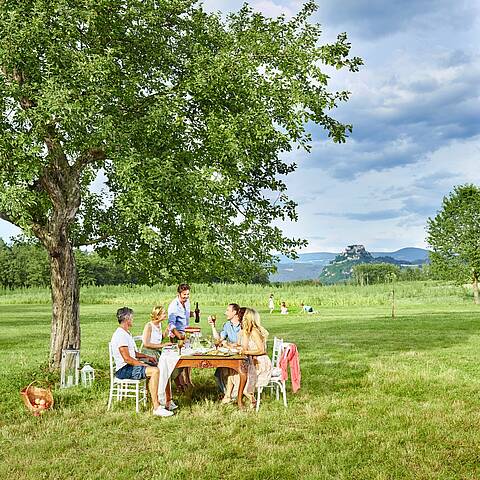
[268,293,315,315]
[110,283,271,417]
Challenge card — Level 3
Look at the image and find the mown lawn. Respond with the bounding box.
[1,286,480,479]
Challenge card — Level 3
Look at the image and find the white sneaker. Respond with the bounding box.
[153,406,174,417]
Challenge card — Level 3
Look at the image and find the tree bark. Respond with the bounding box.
[41,223,82,370]
[48,236,80,369]
[473,272,479,305]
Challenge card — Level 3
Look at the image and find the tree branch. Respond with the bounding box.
[74,147,106,171]
[0,210,16,226]
[74,233,112,247]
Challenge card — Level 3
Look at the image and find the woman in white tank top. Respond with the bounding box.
[141,305,172,359]
[141,305,176,410]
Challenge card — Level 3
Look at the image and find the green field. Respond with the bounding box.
[1,282,480,479]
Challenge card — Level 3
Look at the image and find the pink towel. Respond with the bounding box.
[279,343,301,393]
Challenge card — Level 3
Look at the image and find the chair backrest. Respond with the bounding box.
[132,335,143,351]
[272,337,284,368]
[108,342,115,382]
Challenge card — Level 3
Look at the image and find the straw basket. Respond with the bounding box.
[20,381,54,416]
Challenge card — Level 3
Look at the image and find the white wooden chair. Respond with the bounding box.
[256,336,288,412]
[107,342,147,413]
[133,335,144,351]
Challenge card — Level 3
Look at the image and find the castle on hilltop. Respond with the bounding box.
[344,245,367,257]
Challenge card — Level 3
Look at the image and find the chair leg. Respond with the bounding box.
[135,383,140,413]
[281,381,287,407]
[256,387,262,412]
[276,384,280,401]
[107,383,114,410]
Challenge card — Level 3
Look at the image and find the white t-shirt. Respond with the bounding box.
[111,327,137,372]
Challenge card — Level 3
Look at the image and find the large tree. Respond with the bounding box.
[427,184,480,304]
[0,0,362,367]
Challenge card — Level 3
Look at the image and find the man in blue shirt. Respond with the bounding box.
[168,283,194,340]
[168,283,195,389]
[208,303,241,395]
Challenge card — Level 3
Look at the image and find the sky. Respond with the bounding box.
[1,0,479,253]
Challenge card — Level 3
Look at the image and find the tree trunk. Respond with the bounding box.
[473,272,479,305]
[48,237,80,369]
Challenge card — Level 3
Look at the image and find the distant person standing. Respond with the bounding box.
[268,293,275,314]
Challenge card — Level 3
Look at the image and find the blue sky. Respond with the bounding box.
[1,0,479,253]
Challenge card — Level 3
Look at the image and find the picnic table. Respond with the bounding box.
[158,350,249,408]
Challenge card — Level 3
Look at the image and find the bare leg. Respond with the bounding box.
[221,376,234,403]
[185,367,194,388]
[237,366,248,409]
[146,366,160,410]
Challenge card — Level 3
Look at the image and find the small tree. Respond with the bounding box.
[427,184,480,304]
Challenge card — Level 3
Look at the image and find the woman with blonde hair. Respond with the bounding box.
[142,306,172,358]
[222,307,271,408]
[142,306,177,411]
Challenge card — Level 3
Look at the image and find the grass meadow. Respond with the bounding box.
[1,281,480,479]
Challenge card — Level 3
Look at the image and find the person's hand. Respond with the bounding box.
[208,315,216,326]
[148,355,157,366]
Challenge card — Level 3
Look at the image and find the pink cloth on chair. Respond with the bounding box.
[279,343,301,393]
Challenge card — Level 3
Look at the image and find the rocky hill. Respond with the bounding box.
[319,245,407,284]
[270,246,429,283]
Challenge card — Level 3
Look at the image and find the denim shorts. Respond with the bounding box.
[115,364,147,380]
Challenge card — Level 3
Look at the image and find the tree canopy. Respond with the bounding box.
[0,0,362,365]
[427,184,480,304]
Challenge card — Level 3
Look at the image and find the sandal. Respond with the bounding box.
[221,396,233,404]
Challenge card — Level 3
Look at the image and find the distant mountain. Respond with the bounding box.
[275,252,336,264]
[371,247,429,264]
[270,246,429,283]
[270,263,326,282]
[277,247,428,265]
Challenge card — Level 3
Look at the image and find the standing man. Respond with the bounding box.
[208,303,241,395]
[168,283,195,388]
[110,307,173,417]
[168,283,194,341]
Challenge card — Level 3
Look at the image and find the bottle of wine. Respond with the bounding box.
[194,302,200,323]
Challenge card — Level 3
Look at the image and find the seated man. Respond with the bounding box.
[111,306,173,417]
[208,303,241,395]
